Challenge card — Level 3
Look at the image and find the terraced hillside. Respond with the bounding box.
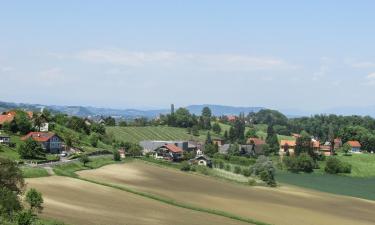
[106,126,216,143]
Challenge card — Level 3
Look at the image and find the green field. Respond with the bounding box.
[276,171,375,201]
[107,126,217,143]
[21,167,50,178]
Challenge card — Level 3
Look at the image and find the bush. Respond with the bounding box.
[113,151,121,161]
[283,153,315,173]
[253,156,276,187]
[224,164,231,171]
[248,179,256,186]
[325,157,351,174]
[234,166,242,174]
[195,165,210,175]
[242,168,252,177]
[180,161,191,171]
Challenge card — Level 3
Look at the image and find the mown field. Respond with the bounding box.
[26,176,249,225]
[78,161,375,225]
[106,126,214,143]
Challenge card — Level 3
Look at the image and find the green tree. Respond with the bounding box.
[79,154,90,166]
[0,187,22,219]
[204,143,218,157]
[16,210,35,225]
[174,108,194,128]
[128,143,142,157]
[25,188,43,213]
[212,122,222,134]
[113,150,121,161]
[89,133,100,147]
[14,112,32,135]
[18,138,45,159]
[205,131,212,144]
[245,128,258,138]
[200,107,212,130]
[223,130,228,141]
[227,143,240,156]
[265,125,279,154]
[295,131,314,157]
[118,121,127,127]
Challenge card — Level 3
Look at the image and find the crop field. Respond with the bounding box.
[106,126,210,143]
[78,161,375,225]
[26,176,250,225]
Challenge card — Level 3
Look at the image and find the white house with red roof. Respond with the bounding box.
[154,144,183,161]
[346,141,362,153]
[21,132,63,154]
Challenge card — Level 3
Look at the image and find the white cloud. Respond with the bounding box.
[0,66,14,72]
[363,72,375,86]
[71,49,297,71]
[349,61,375,68]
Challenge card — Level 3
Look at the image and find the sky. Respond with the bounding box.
[1,0,375,112]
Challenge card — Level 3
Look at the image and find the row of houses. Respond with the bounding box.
[279,137,362,156]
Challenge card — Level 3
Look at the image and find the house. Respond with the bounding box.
[118,149,126,159]
[0,113,14,128]
[0,135,10,145]
[0,110,33,128]
[140,140,189,155]
[212,138,224,146]
[154,144,183,161]
[347,141,361,153]
[319,144,333,156]
[334,138,342,150]
[246,137,266,155]
[21,132,63,154]
[189,149,212,167]
[279,140,296,156]
[38,122,49,132]
[219,144,230,154]
[227,115,237,122]
[311,139,320,152]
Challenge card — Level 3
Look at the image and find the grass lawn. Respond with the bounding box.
[53,156,131,177]
[276,171,375,201]
[106,126,218,143]
[0,145,21,160]
[21,167,50,178]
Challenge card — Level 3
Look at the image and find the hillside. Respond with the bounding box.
[106,126,217,143]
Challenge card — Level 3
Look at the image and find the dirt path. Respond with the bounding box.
[26,176,252,225]
[78,161,375,225]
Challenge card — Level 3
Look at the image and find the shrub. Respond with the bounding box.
[242,168,252,177]
[196,165,210,175]
[252,156,276,187]
[234,166,242,174]
[180,161,191,171]
[325,157,351,174]
[224,164,231,171]
[113,151,121,161]
[248,179,256,186]
[283,153,315,173]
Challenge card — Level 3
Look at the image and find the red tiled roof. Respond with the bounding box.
[247,138,266,145]
[347,141,361,148]
[292,133,301,138]
[312,140,320,148]
[227,115,237,121]
[21,132,56,142]
[0,114,14,124]
[280,140,296,147]
[164,144,183,153]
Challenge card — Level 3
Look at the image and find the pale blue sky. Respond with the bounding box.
[1,1,375,112]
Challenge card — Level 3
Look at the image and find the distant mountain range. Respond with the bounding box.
[0,101,264,118]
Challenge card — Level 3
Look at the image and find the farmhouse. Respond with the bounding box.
[212,138,224,146]
[319,144,333,156]
[279,140,296,156]
[347,141,361,153]
[226,115,237,122]
[21,132,63,154]
[154,144,183,161]
[189,149,212,167]
[246,137,266,155]
[0,110,33,128]
[140,140,189,154]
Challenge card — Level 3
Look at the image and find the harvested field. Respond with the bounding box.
[78,161,375,225]
[26,176,251,225]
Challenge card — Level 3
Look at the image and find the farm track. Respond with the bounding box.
[78,161,375,225]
